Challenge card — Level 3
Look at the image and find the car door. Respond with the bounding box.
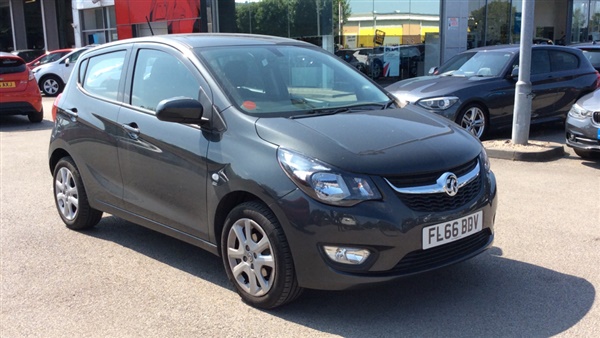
[546,49,593,118]
[528,49,563,120]
[57,46,130,210]
[116,45,212,239]
[487,49,559,128]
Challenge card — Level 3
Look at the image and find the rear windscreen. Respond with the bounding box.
[0,58,26,74]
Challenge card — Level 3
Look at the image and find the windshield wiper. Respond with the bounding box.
[291,102,392,119]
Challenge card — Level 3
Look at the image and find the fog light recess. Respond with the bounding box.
[323,246,370,265]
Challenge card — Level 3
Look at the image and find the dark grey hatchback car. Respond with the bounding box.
[49,34,498,309]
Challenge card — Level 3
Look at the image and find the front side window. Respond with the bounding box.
[81,50,126,101]
[195,45,390,116]
[131,49,200,112]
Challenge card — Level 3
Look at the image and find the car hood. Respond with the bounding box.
[255,107,482,176]
[385,75,494,103]
[577,89,600,110]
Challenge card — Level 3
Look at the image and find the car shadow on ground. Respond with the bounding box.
[0,115,54,132]
[85,216,594,337]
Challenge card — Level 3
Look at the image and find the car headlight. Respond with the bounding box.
[417,96,459,110]
[277,148,382,206]
[568,103,592,119]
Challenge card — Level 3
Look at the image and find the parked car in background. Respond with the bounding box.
[571,42,600,72]
[33,45,95,96]
[368,44,424,79]
[386,45,600,139]
[429,50,477,75]
[0,52,43,122]
[48,33,497,309]
[335,48,368,73]
[10,49,45,63]
[27,48,73,70]
[565,88,600,159]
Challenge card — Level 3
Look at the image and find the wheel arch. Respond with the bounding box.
[212,191,278,257]
[49,148,71,174]
[39,73,63,86]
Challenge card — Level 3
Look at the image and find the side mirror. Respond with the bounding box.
[156,97,205,124]
[428,66,438,75]
[510,66,519,78]
[65,59,70,67]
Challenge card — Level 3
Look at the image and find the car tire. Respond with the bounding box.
[574,148,600,159]
[53,157,103,230]
[457,104,489,140]
[40,75,63,97]
[28,107,43,123]
[371,60,383,79]
[221,201,303,309]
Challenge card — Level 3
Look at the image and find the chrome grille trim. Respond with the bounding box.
[385,162,480,194]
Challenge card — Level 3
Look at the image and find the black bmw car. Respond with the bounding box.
[386,45,600,139]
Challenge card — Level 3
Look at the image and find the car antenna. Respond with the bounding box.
[145,16,154,36]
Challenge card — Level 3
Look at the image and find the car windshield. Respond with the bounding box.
[195,45,390,116]
[450,51,513,77]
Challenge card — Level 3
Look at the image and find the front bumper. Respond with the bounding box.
[565,116,600,152]
[276,167,498,291]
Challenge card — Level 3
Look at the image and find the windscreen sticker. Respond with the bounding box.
[242,101,257,110]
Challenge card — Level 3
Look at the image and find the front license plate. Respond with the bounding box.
[0,81,16,88]
[422,211,483,250]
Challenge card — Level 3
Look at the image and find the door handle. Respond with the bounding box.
[64,107,78,120]
[122,123,140,139]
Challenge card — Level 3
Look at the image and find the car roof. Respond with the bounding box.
[0,52,23,59]
[93,33,315,51]
[570,42,600,49]
[461,44,585,54]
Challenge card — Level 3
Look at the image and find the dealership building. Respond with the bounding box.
[1,0,598,77]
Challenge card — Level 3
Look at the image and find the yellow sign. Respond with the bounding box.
[374,29,386,46]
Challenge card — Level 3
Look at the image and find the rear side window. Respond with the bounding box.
[549,50,579,72]
[81,51,126,101]
[0,57,26,74]
[581,49,600,68]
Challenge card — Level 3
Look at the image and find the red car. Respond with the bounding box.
[0,52,44,123]
[27,48,73,70]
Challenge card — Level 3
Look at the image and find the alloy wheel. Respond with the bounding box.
[55,167,79,221]
[460,106,486,139]
[226,217,275,297]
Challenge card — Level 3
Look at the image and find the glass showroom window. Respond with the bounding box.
[81,6,117,45]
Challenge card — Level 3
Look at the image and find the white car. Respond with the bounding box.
[33,46,95,96]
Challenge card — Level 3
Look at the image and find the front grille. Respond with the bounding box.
[386,158,478,188]
[388,229,492,275]
[397,176,481,212]
[385,157,482,212]
[593,111,600,124]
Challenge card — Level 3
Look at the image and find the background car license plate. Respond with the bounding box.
[0,82,16,88]
[422,211,483,250]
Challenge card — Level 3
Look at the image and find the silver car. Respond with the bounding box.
[566,88,600,159]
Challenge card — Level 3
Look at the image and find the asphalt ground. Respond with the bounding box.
[1,97,599,337]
